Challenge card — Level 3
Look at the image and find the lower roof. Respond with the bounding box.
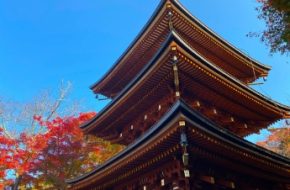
[67,100,290,188]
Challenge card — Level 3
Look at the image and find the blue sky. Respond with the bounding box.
[0,0,289,141]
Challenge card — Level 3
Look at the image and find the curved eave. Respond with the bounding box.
[171,0,271,72]
[81,31,176,132]
[172,30,290,114]
[82,31,290,133]
[89,0,168,94]
[90,0,271,95]
[67,100,290,185]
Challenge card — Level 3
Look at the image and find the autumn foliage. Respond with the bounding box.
[257,125,290,158]
[0,112,123,189]
[255,0,290,54]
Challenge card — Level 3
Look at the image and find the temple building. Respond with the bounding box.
[67,0,290,189]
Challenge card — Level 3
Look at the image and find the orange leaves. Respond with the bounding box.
[79,112,95,122]
[257,126,290,158]
[28,112,100,188]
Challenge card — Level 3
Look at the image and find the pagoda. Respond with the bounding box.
[67,0,290,189]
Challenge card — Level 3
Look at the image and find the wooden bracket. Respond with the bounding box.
[172,55,181,99]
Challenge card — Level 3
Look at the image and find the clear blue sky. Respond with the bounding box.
[0,0,289,141]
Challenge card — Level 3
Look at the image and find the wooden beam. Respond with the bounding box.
[192,100,201,108]
[204,108,218,117]
[216,179,235,189]
[234,122,249,129]
[102,131,119,141]
[199,175,215,184]
[220,116,235,124]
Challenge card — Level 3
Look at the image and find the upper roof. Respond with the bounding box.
[91,0,271,98]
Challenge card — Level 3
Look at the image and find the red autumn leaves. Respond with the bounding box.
[0,112,98,189]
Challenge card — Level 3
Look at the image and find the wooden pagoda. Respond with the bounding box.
[68,0,290,189]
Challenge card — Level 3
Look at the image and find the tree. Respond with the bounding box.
[0,117,49,189]
[0,128,16,189]
[0,112,124,190]
[0,82,77,136]
[257,124,290,158]
[30,113,123,189]
[253,0,290,54]
[0,82,75,189]
[0,83,124,189]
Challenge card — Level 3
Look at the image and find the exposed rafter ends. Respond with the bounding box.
[70,1,290,189]
[80,31,290,139]
[221,117,235,124]
[67,100,290,189]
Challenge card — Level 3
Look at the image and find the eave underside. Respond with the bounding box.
[92,0,270,97]
[82,34,289,141]
[68,101,290,190]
